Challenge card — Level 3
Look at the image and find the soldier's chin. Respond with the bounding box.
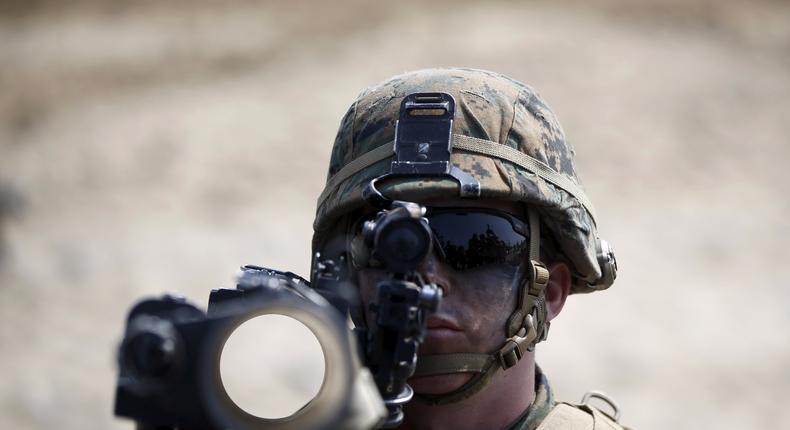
[409,373,473,395]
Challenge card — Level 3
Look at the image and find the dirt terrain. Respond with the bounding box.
[1,1,789,429]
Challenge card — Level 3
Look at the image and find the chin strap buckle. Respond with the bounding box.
[498,259,551,370]
[496,314,539,370]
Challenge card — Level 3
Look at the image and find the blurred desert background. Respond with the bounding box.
[1,0,789,429]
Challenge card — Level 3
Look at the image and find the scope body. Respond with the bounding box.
[115,267,367,430]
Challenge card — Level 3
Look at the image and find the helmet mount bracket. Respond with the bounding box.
[363,92,480,210]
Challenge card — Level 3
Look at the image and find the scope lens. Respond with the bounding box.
[378,219,430,266]
[219,314,325,419]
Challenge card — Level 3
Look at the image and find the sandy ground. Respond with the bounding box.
[1,1,789,429]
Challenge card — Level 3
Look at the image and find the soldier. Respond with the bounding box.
[311,68,629,430]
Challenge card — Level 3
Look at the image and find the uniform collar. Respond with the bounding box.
[506,364,555,430]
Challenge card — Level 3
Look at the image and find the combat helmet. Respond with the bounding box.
[311,67,617,403]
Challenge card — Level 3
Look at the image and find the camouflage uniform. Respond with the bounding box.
[508,368,630,430]
[507,366,555,430]
[312,68,628,429]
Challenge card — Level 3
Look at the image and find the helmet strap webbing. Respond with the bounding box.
[413,208,550,405]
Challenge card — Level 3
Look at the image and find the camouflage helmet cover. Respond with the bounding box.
[313,68,608,293]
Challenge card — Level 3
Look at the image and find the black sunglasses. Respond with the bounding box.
[354,207,531,272]
[424,208,530,271]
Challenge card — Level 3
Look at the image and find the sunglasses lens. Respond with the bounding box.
[427,211,529,271]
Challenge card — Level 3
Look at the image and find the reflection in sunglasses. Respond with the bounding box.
[426,210,530,272]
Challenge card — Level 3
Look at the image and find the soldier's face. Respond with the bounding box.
[356,200,526,394]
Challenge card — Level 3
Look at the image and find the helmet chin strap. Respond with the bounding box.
[412,208,551,405]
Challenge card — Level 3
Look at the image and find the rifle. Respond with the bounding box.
[113,201,441,430]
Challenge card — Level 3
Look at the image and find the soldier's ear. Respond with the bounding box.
[545,262,571,322]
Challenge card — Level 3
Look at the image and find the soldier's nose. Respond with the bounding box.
[417,251,451,297]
